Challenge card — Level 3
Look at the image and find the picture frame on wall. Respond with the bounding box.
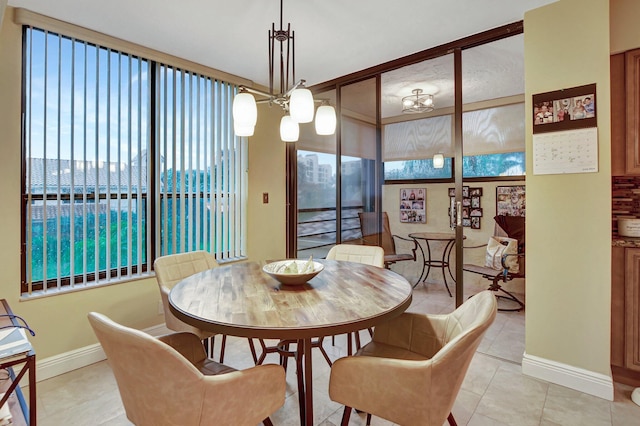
[471,217,481,229]
[448,186,484,229]
[400,188,426,223]
[496,185,526,217]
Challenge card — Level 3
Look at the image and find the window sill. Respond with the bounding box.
[20,272,155,301]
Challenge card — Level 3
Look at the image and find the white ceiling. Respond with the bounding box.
[6,0,556,117]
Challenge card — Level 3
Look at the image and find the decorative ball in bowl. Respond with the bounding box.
[262,259,324,285]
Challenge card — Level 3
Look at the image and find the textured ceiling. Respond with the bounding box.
[6,0,554,117]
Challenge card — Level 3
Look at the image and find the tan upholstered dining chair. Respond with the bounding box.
[326,243,385,268]
[329,290,497,426]
[88,312,285,426]
[154,250,257,363]
[326,243,386,351]
[154,251,225,360]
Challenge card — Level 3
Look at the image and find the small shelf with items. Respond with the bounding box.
[612,176,640,238]
[0,300,36,426]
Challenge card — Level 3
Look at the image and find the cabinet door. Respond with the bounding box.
[612,54,626,176]
[624,248,640,372]
[626,49,640,174]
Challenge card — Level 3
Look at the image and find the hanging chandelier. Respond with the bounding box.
[232,0,336,142]
[402,89,434,114]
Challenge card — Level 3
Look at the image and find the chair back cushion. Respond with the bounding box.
[330,290,497,426]
[427,291,497,423]
[89,312,286,426]
[154,251,218,336]
[88,312,204,426]
[154,251,218,289]
[326,244,385,268]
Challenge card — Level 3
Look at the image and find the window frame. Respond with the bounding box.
[20,25,247,295]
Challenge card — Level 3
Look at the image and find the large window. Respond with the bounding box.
[22,27,246,295]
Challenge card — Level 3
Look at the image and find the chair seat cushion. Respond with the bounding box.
[355,341,429,361]
[385,253,414,263]
[197,358,238,376]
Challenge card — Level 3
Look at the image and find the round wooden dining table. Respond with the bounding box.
[169,259,413,426]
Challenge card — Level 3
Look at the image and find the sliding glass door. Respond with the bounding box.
[296,90,338,259]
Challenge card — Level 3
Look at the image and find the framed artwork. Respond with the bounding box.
[448,186,483,228]
[400,188,426,223]
[496,185,526,217]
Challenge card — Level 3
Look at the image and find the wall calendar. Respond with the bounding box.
[533,127,598,175]
[532,83,598,175]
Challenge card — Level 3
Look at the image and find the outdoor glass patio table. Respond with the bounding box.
[169,259,413,426]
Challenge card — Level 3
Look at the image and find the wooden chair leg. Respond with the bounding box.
[247,338,258,364]
[447,412,457,426]
[366,412,372,425]
[219,334,227,363]
[340,407,352,426]
[263,417,274,426]
[313,337,333,367]
[203,336,214,359]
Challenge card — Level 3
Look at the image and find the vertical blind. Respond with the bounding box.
[23,27,151,293]
[156,65,246,260]
[22,27,246,295]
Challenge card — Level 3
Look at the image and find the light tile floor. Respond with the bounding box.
[29,279,640,425]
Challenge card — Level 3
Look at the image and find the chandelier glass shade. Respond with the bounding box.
[289,88,315,123]
[402,89,434,114]
[280,115,300,142]
[232,0,336,142]
[232,92,258,136]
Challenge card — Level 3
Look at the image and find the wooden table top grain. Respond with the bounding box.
[169,259,413,340]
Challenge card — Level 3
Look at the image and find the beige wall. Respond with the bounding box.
[524,0,611,379]
[247,104,287,261]
[0,7,285,360]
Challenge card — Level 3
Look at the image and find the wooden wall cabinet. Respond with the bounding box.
[611,49,640,175]
[611,48,640,386]
[625,48,640,174]
[611,53,626,175]
[612,247,640,385]
[625,248,640,372]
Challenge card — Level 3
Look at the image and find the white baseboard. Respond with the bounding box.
[34,323,167,383]
[522,352,614,401]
